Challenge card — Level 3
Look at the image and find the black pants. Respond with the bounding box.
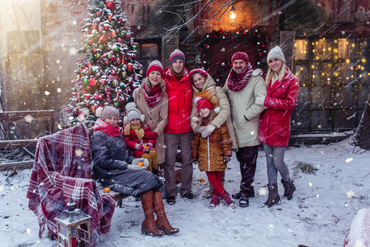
[236,145,259,197]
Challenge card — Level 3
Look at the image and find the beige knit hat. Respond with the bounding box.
[96,106,119,120]
[123,102,145,124]
[267,46,286,64]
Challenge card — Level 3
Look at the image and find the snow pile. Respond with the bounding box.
[344,208,370,247]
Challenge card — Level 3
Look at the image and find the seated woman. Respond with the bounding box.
[91,106,179,236]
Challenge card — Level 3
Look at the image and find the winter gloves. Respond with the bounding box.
[255,94,266,105]
[224,157,231,163]
[195,126,206,134]
[135,143,152,151]
[201,124,216,138]
[127,158,149,170]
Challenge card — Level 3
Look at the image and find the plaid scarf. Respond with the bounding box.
[143,80,162,108]
[26,123,115,245]
[94,118,120,137]
[227,63,253,92]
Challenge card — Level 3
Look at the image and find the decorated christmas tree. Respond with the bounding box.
[64,0,143,128]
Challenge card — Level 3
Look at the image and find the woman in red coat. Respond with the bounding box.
[255,46,300,207]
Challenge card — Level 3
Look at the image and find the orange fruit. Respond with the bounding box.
[103,187,110,193]
[143,145,148,149]
[138,162,144,167]
[200,178,205,183]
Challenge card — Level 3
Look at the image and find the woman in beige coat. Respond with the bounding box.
[189,68,237,198]
[133,60,168,173]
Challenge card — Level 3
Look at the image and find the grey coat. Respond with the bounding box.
[91,131,163,197]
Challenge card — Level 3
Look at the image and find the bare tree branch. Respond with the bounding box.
[0,69,41,88]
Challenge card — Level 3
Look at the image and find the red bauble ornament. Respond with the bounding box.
[86,94,91,99]
[105,1,115,10]
[94,93,99,99]
[99,35,107,43]
[98,95,103,100]
[100,79,106,84]
[118,38,122,43]
[128,63,133,73]
[96,11,101,17]
[88,40,93,45]
[90,78,95,86]
[73,92,77,97]
[93,23,97,30]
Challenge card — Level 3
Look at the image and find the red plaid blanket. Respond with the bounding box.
[27,123,115,244]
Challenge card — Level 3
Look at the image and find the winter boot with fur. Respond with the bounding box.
[141,191,164,236]
[281,179,296,200]
[264,184,280,207]
[153,191,179,235]
[209,193,220,208]
[221,191,236,208]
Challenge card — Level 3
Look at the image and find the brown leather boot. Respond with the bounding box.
[141,191,164,236]
[153,191,179,235]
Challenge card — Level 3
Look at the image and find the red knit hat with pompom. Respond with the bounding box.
[196,97,213,112]
[231,52,250,64]
[146,60,164,78]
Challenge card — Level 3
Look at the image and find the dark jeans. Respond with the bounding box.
[236,145,259,197]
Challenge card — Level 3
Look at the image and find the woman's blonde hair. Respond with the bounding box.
[265,63,287,86]
[195,110,217,129]
[146,76,166,95]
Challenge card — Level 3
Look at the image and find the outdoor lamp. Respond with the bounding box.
[55,197,92,247]
[230,5,236,22]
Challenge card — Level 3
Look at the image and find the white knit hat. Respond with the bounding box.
[267,46,286,64]
[124,102,145,123]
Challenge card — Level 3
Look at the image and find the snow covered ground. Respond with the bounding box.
[1,138,369,247]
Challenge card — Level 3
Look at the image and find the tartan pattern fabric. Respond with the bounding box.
[26,123,115,245]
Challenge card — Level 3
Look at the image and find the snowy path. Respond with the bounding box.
[1,139,369,247]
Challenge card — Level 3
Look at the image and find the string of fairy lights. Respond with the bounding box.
[294,37,370,131]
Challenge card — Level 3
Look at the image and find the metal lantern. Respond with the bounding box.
[55,197,92,247]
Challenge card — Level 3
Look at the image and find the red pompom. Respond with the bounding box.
[105,1,115,10]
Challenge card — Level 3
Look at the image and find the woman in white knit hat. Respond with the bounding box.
[255,46,300,207]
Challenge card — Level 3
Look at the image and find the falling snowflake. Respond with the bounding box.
[346,190,355,198]
[27,229,31,235]
[24,115,34,123]
[258,187,267,196]
[57,88,62,93]
[309,182,312,187]
[75,149,83,157]
[45,91,50,95]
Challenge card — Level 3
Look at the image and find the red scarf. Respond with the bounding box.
[227,63,253,92]
[94,119,120,137]
[143,80,162,108]
[202,117,210,126]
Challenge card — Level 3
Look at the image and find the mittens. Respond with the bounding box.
[135,144,144,151]
[201,124,216,138]
[224,157,231,163]
[195,126,206,134]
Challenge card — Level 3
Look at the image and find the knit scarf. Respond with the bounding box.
[170,67,185,80]
[143,80,162,108]
[202,117,210,126]
[94,119,120,137]
[227,63,253,92]
[124,124,145,140]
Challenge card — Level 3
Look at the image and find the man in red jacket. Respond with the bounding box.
[164,49,195,205]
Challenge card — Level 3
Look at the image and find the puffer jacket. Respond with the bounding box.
[258,67,300,147]
[91,131,163,196]
[190,74,238,150]
[133,80,168,164]
[191,122,232,172]
[223,69,267,148]
[123,124,157,158]
[164,67,193,134]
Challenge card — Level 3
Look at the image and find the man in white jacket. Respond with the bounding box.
[223,52,267,208]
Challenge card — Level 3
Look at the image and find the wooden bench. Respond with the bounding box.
[0,110,54,172]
